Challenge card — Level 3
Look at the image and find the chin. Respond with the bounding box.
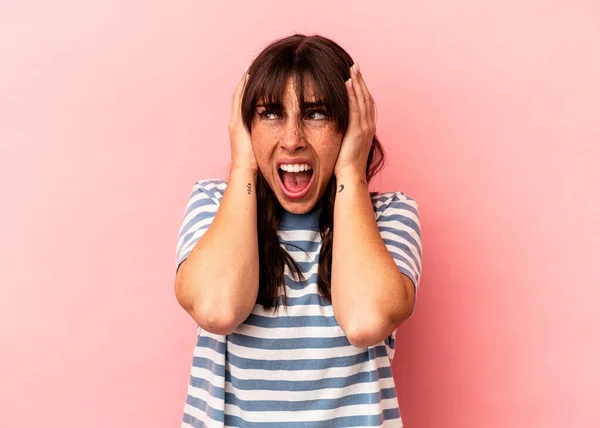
[277,196,318,215]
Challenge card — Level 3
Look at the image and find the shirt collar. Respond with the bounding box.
[278,199,324,230]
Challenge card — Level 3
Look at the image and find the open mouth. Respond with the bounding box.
[277,162,315,200]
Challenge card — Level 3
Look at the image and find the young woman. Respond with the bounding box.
[174,34,423,427]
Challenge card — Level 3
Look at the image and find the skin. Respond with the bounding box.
[249,77,343,214]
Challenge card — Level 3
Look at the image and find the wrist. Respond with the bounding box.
[334,167,367,184]
[230,164,258,179]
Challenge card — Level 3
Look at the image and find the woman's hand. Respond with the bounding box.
[228,71,258,173]
[334,64,376,180]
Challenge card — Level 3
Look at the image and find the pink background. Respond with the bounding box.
[1,1,599,427]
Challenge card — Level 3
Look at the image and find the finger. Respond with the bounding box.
[231,72,249,121]
[346,77,360,133]
[353,66,375,127]
[350,65,367,128]
[357,70,375,125]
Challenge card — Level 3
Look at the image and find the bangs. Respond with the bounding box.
[243,52,350,133]
[255,70,326,105]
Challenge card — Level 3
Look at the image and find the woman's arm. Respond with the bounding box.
[331,65,415,348]
[175,168,259,335]
[331,173,415,348]
[175,71,259,335]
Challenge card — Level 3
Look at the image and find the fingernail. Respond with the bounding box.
[246,73,250,82]
[352,63,359,73]
[347,78,352,87]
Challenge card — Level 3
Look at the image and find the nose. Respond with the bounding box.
[279,119,306,153]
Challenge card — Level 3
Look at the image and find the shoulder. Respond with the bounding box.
[190,179,228,204]
[371,191,419,221]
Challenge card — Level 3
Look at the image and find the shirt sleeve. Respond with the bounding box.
[375,192,423,295]
[175,180,223,273]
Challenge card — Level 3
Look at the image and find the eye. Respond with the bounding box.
[305,110,329,120]
[259,109,280,120]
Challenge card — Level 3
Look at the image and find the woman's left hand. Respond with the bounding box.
[334,64,376,180]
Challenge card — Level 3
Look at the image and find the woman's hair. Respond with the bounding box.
[241,34,386,311]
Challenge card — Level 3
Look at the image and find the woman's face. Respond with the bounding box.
[251,77,343,214]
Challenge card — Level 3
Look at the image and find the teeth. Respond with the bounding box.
[279,163,312,172]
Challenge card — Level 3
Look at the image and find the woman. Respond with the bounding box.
[174,34,422,427]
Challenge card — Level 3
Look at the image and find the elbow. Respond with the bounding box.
[194,303,239,335]
[174,277,239,335]
[344,320,389,348]
[188,289,243,334]
[345,333,374,349]
[343,307,413,349]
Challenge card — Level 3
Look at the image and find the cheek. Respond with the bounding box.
[250,128,279,178]
[310,131,342,169]
[250,129,272,160]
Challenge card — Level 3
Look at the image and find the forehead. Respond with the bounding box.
[283,77,316,101]
[257,76,320,106]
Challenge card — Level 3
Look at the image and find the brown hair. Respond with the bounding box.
[241,34,385,311]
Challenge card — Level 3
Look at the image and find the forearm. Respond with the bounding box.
[331,170,411,346]
[175,167,259,334]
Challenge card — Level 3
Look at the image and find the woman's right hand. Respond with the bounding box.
[228,71,258,173]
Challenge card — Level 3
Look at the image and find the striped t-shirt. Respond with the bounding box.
[175,179,422,427]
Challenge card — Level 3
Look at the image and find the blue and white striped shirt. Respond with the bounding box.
[175,179,422,427]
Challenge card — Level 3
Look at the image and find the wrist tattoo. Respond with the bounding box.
[246,183,252,194]
[337,180,366,193]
